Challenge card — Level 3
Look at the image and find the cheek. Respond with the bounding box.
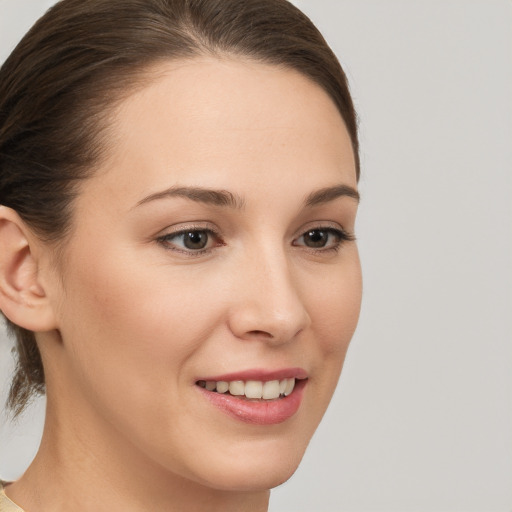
[54,255,226,450]
[62,259,221,366]
[56,250,209,400]
[303,251,362,419]
[309,254,362,358]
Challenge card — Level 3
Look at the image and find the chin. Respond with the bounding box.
[182,434,311,492]
[201,457,304,492]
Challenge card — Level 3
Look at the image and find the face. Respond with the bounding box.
[43,58,362,491]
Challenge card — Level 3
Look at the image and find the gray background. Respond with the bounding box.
[1,1,511,510]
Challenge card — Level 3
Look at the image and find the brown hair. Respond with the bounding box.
[0,0,359,417]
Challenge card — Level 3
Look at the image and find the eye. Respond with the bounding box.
[293,227,354,252]
[179,230,209,250]
[157,228,221,254]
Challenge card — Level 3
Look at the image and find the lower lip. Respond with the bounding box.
[197,379,307,425]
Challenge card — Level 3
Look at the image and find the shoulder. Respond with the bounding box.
[0,481,25,512]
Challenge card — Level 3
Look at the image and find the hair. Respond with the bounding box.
[0,0,359,417]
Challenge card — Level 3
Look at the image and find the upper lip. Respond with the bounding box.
[197,367,308,382]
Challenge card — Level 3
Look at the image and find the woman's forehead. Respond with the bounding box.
[97,57,356,194]
[112,57,346,135]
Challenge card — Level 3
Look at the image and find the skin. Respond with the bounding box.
[2,57,361,512]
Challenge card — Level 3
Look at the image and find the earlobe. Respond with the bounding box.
[0,206,57,332]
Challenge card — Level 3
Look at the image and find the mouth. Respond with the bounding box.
[195,370,308,425]
[196,377,297,401]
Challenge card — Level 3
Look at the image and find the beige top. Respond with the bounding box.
[0,481,24,512]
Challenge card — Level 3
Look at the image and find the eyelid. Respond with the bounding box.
[293,220,352,239]
[155,220,219,237]
[156,222,224,255]
[292,222,355,252]
[154,220,355,257]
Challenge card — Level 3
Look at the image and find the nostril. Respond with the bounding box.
[247,330,274,338]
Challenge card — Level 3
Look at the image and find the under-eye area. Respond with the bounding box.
[196,378,305,401]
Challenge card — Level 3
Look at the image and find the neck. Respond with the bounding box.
[7,398,270,512]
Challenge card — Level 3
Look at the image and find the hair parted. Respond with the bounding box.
[0,0,359,417]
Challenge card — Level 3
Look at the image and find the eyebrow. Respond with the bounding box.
[135,183,359,210]
[304,184,360,206]
[135,186,246,210]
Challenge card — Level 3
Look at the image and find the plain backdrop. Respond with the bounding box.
[1,1,511,511]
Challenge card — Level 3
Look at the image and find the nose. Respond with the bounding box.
[227,249,311,344]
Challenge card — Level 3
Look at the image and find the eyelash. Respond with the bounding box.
[157,226,223,256]
[156,225,355,257]
[292,227,355,254]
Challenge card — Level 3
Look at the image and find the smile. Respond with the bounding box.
[196,378,296,400]
[195,370,308,425]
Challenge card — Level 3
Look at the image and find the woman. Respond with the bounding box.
[0,0,361,510]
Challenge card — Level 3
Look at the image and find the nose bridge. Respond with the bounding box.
[228,240,311,343]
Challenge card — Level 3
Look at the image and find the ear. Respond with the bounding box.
[0,206,58,332]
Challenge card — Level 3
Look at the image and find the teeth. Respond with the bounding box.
[245,381,263,399]
[205,381,216,391]
[229,380,245,396]
[262,380,280,399]
[199,378,297,400]
[284,378,295,396]
[216,381,229,393]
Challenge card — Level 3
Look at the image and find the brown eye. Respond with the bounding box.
[159,228,218,253]
[303,229,330,248]
[182,231,209,250]
[294,227,353,252]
